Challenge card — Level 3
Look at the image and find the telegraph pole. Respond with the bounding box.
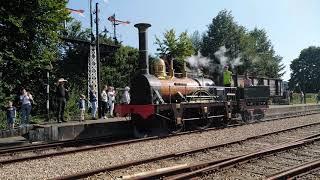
[88,0,98,115]
[113,14,118,44]
[46,70,50,121]
[95,3,102,117]
[108,13,130,45]
[90,0,93,42]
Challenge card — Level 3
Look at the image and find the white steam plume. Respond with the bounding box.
[214,46,228,68]
[214,46,242,70]
[186,51,210,69]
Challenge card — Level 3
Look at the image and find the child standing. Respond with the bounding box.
[78,94,86,121]
[107,86,116,117]
[6,101,16,129]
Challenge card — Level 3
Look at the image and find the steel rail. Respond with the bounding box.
[51,122,320,180]
[266,159,320,180]
[116,133,320,180]
[167,136,320,180]
[0,136,126,155]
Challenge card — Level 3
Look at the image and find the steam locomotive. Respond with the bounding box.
[116,23,270,136]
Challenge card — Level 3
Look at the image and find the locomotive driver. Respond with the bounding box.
[223,65,232,87]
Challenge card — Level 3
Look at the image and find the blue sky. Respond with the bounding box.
[67,0,320,80]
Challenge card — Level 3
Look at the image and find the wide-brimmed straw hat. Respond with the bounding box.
[58,78,67,83]
[125,86,130,91]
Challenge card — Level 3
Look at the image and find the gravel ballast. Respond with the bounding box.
[1,114,320,179]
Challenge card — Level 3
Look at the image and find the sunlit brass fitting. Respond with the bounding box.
[153,58,167,79]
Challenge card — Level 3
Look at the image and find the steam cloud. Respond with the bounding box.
[185,46,243,75]
[214,46,243,69]
[214,46,228,68]
[186,52,210,69]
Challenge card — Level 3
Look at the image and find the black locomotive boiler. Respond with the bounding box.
[116,23,270,136]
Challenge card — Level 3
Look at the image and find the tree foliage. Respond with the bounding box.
[190,31,202,54]
[0,0,69,112]
[56,20,91,91]
[200,10,284,79]
[249,28,284,77]
[289,46,320,93]
[57,20,139,91]
[101,46,139,88]
[155,29,194,72]
[201,10,244,62]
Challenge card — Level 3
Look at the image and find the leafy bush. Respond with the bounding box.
[0,111,7,130]
[291,93,317,104]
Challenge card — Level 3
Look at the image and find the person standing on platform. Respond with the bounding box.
[55,78,68,123]
[223,66,232,87]
[89,85,98,120]
[107,86,116,118]
[78,94,86,121]
[101,85,108,119]
[20,88,33,125]
[6,101,16,129]
[289,90,293,104]
[243,72,252,87]
[121,86,131,104]
[300,91,305,104]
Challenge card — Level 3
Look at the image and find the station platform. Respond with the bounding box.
[27,117,132,142]
[269,103,319,109]
[0,117,133,142]
[0,136,29,148]
[266,103,320,115]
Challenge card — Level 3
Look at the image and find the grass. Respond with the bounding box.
[290,93,318,104]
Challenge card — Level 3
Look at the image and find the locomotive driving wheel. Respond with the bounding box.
[253,109,264,120]
[156,111,184,134]
[168,122,184,134]
[164,111,184,134]
[241,110,252,123]
[196,115,213,130]
[132,114,163,138]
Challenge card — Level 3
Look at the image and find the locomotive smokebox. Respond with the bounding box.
[134,23,151,75]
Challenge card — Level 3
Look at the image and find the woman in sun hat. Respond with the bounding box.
[55,78,68,123]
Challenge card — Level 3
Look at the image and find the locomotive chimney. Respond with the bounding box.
[134,23,151,75]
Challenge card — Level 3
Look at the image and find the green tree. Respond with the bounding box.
[289,46,320,93]
[200,10,284,80]
[155,29,194,72]
[249,28,284,77]
[56,20,90,90]
[0,0,69,113]
[190,31,202,54]
[101,46,139,88]
[201,10,247,77]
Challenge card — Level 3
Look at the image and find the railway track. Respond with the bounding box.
[1,108,319,159]
[172,137,320,180]
[0,108,319,166]
[266,158,320,180]
[53,120,320,179]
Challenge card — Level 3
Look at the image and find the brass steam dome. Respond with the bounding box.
[153,58,167,79]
